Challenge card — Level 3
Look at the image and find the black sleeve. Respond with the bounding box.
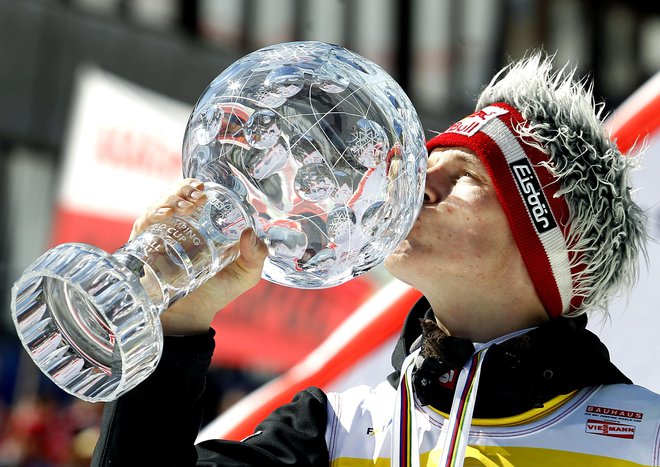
[91,330,330,467]
[196,387,330,466]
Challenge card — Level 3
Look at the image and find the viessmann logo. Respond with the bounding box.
[585,419,636,439]
[509,159,556,234]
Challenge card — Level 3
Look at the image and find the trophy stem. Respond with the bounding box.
[114,183,251,315]
[11,183,253,402]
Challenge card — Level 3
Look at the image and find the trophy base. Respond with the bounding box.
[11,243,162,402]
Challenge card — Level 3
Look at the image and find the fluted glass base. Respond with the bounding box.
[11,244,162,402]
[11,183,250,402]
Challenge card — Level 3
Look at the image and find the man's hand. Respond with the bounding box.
[130,178,268,335]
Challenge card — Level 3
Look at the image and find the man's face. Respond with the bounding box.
[385,147,524,296]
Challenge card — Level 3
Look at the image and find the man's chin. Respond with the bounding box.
[384,244,411,273]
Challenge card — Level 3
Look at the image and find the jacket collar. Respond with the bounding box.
[387,296,631,418]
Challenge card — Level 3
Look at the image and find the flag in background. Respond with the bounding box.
[52,65,186,251]
[591,70,660,392]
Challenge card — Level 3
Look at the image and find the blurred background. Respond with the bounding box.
[0,0,659,465]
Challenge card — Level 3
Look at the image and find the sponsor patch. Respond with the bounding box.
[586,405,644,421]
[583,404,644,440]
[585,419,636,439]
[509,159,556,233]
[444,106,509,137]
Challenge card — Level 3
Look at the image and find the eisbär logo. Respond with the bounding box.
[585,419,635,439]
[445,106,509,137]
[509,159,556,234]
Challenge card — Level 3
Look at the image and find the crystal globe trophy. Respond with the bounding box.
[11,41,427,402]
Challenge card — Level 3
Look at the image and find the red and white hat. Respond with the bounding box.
[426,102,583,319]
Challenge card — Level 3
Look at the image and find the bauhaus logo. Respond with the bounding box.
[585,419,635,439]
[586,405,644,421]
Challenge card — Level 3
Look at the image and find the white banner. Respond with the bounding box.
[58,65,190,223]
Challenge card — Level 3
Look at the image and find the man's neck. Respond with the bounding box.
[421,279,549,342]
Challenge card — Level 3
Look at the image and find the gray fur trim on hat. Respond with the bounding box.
[475,50,648,317]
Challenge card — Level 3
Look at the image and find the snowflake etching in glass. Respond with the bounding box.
[184,41,427,288]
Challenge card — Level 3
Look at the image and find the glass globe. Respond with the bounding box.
[183,41,427,288]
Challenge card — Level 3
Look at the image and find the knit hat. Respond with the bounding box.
[426,52,646,320]
[426,103,578,319]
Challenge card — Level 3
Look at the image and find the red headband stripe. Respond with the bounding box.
[480,113,573,314]
[426,103,575,318]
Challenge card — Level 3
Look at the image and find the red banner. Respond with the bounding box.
[50,206,133,251]
[211,278,375,372]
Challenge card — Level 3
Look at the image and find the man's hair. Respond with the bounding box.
[475,51,647,317]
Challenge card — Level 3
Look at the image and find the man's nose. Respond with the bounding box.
[423,168,447,205]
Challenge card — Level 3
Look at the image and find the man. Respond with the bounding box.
[92,52,660,466]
